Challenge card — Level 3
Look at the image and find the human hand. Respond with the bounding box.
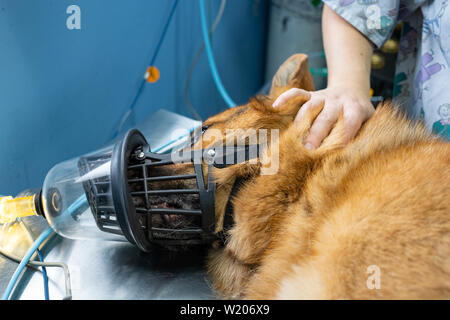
[273,84,374,149]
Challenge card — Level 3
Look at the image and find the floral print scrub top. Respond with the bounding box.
[323,0,450,140]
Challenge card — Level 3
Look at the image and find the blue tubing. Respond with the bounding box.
[36,249,49,300]
[1,194,87,300]
[199,0,236,108]
[1,227,54,300]
[150,0,179,67]
[111,0,180,140]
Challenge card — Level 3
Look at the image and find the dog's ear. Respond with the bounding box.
[269,54,315,97]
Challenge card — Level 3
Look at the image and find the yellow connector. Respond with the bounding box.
[0,195,38,224]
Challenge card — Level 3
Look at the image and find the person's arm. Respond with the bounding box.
[323,3,373,98]
[273,4,375,149]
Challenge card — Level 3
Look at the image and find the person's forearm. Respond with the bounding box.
[322,4,374,92]
[273,5,376,148]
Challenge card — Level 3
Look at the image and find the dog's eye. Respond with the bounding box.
[201,125,210,134]
[190,125,210,147]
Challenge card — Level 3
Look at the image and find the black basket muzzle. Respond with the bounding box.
[79,129,260,251]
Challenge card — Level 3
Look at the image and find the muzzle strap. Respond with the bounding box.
[217,175,248,244]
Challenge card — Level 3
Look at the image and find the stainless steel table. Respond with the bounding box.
[0,110,217,300]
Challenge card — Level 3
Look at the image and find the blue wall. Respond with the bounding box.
[0,0,268,195]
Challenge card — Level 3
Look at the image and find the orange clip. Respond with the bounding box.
[145,66,160,83]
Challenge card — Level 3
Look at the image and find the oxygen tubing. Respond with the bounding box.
[1,227,54,300]
[1,194,86,300]
[199,0,236,108]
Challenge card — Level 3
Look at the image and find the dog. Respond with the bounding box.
[151,54,450,299]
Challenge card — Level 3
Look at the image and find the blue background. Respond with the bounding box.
[0,0,269,195]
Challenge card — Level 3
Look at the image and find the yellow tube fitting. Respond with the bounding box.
[0,195,38,224]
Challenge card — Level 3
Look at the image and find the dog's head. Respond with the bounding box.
[143,54,315,243]
[199,53,315,150]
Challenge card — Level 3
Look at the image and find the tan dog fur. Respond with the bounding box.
[197,54,450,299]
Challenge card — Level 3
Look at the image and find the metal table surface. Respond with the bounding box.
[0,110,217,300]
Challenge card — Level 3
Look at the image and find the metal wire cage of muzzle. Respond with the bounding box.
[78,129,261,252]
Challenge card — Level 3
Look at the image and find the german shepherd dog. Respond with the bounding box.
[152,54,450,299]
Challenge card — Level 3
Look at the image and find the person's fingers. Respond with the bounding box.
[294,96,325,128]
[272,88,311,108]
[340,105,364,144]
[342,102,375,142]
[303,104,341,149]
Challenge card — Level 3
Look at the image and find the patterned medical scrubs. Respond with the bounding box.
[323,0,450,140]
